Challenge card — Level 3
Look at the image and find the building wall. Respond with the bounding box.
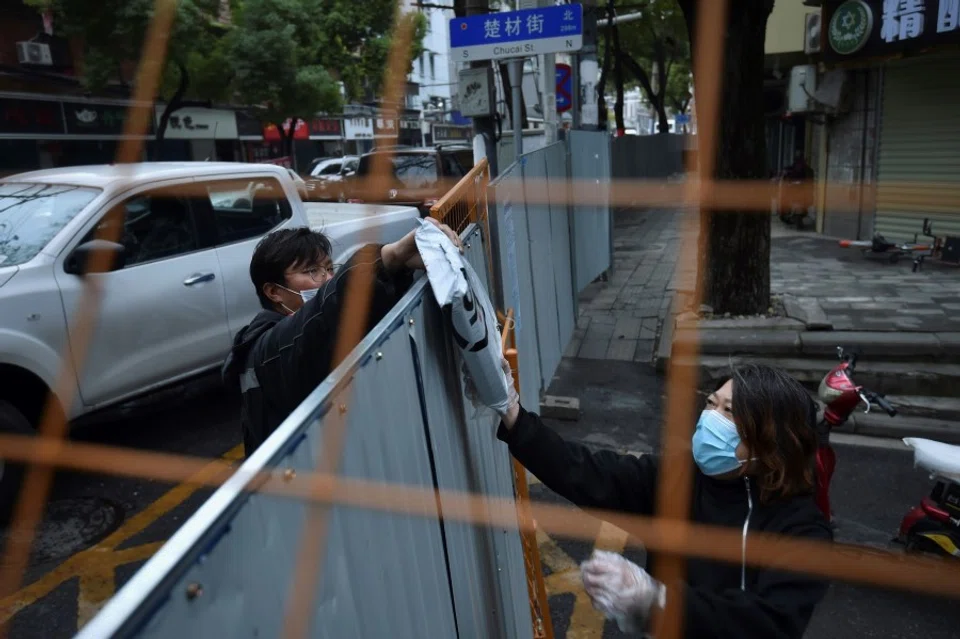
[406,3,454,112]
[822,69,881,240]
[765,0,810,55]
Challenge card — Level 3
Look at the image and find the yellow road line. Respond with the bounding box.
[538,520,632,638]
[0,443,243,628]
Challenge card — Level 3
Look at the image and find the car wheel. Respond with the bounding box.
[0,401,33,527]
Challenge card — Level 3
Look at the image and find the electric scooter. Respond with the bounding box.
[815,347,898,522]
[898,438,960,557]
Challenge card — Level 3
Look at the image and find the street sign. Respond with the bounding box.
[675,113,690,125]
[555,63,572,113]
[449,3,584,63]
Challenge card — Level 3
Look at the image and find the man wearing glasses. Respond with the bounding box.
[223,218,460,457]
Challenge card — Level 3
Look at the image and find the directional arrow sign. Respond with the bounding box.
[556,63,572,113]
[449,4,584,63]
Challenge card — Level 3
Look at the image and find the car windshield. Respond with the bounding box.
[0,183,100,267]
[359,153,438,189]
[310,159,342,177]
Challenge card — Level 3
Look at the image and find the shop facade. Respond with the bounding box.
[153,105,240,162]
[821,0,960,241]
[0,94,154,177]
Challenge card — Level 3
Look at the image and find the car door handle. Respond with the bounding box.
[183,272,216,286]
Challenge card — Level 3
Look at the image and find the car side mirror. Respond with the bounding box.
[64,240,127,276]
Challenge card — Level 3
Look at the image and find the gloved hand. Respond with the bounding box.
[580,550,666,633]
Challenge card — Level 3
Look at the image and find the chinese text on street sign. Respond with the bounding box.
[449,4,584,63]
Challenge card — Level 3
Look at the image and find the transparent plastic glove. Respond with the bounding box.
[580,550,666,633]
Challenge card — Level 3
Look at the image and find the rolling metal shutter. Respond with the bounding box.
[875,53,960,242]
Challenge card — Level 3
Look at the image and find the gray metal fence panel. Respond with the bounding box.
[543,144,577,359]
[610,134,686,181]
[489,163,542,413]
[79,229,532,639]
[569,130,612,292]
[521,151,563,390]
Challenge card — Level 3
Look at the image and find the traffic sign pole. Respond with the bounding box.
[510,58,524,161]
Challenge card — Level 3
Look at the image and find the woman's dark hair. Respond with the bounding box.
[250,228,332,309]
[716,364,818,504]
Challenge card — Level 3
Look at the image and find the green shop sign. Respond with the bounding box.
[828,0,874,55]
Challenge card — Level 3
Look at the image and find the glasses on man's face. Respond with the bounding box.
[299,263,339,282]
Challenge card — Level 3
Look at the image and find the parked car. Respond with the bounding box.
[346,146,475,217]
[303,155,359,202]
[0,162,419,521]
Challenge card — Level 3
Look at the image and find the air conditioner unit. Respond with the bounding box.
[16,41,53,66]
[787,64,817,113]
[804,12,822,55]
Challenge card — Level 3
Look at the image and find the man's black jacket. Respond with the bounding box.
[222,244,413,457]
[499,406,833,639]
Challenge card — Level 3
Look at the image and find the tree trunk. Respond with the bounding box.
[619,53,669,135]
[282,118,299,170]
[654,43,670,134]
[597,16,612,131]
[155,60,189,161]
[610,5,625,135]
[680,0,774,316]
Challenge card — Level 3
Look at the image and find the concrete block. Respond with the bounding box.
[674,328,801,355]
[800,331,941,358]
[541,395,581,421]
[655,316,675,372]
[781,295,833,330]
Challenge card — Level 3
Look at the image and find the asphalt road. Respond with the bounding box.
[0,379,241,638]
[0,359,958,638]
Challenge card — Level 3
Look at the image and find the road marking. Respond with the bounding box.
[537,520,631,638]
[0,443,243,630]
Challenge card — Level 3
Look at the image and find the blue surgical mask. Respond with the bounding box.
[692,409,747,476]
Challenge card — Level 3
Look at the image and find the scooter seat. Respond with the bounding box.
[904,438,960,479]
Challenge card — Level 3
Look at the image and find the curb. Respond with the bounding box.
[846,413,960,446]
[670,354,960,398]
[669,328,959,361]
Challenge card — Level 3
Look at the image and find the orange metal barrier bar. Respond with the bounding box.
[501,308,554,639]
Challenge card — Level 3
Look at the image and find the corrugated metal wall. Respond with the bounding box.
[489,138,598,401]
[610,134,686,181]
[822,69,881,241]
[569,131,613,292]
[79,224,534,639]
[876,53,960,242]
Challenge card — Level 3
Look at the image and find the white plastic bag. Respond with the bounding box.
[415,219,511,414]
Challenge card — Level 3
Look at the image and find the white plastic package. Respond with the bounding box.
[414,219,512,415]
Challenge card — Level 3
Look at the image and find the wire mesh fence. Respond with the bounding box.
[1,0,960,638]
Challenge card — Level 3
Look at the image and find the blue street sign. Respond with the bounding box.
[675,113,690,125]
[449,3,584,62]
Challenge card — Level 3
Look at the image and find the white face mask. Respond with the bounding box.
[276,284,319,314]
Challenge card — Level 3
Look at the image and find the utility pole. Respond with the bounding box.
[579,0,600,130]
[464,0,499,176]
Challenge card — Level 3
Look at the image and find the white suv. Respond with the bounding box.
[0,162,418,520]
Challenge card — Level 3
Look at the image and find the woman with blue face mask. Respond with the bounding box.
[496,363,830,639]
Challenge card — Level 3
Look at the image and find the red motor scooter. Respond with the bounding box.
[815,347,898,523]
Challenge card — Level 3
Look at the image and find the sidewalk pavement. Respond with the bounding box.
[567,207,960,364]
